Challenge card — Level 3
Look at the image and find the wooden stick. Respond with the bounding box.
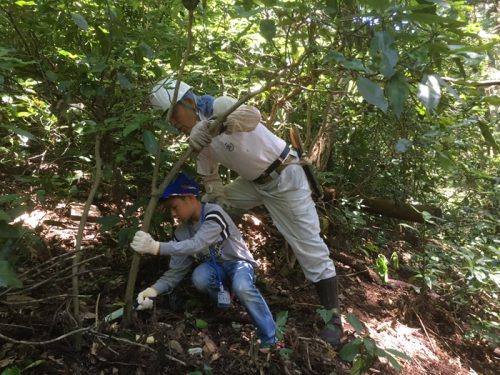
[0,327,91,345]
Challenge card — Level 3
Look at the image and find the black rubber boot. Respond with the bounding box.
[314,276,343,347]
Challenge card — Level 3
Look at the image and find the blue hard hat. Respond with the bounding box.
[160,172,199,199]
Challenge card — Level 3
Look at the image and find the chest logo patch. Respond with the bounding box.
[224,142,234,152]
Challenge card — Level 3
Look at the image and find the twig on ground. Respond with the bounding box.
[413,309,437,352]
[95,293,100,327]
[305,341,312,371]
[0,294,91,305]
[0,323,34,331]
[20,250,82,278]
[7,254,105,294]
[89,330,187,366]
[52,267,110,283]
[0,327,91,345]
[96,336,120,356]
[297,336,332,351]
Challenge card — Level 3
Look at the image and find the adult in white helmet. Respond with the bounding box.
[150,78,344,347]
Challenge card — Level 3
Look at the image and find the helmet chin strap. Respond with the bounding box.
[179,100,200,121]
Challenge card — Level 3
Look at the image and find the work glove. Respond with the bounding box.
[224,105,261,135]
[131,231,160,255]
[201,174,232,210]
[189,120,212,151]
[136,287,158,311]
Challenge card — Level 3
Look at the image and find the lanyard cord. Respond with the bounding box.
[200,204,224,291]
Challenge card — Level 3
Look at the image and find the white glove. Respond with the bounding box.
[201,174,231,209]
[189,120,212,151]
[130,231,160,255]
[136,287,158,311]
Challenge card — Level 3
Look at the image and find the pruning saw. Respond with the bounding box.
[289,126,324,200]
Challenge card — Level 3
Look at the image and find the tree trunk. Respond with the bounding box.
[361,197,442,223]
[309,93,335,171]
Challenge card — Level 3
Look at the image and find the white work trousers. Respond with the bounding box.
[224,163,336,283]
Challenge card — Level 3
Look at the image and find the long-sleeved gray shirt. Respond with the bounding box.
[152,203,258,294]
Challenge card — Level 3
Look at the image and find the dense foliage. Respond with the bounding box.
[1,0,498,353]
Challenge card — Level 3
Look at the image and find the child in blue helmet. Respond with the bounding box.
[130,172,277,348]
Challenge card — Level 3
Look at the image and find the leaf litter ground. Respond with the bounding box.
[0,200,498,374]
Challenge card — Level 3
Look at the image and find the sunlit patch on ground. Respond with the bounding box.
[12,210,47,229]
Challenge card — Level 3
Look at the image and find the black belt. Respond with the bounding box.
[253,145,291,184]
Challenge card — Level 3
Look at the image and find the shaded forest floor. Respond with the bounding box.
[0,196,498,375]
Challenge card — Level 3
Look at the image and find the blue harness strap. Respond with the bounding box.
[200,204,225,292]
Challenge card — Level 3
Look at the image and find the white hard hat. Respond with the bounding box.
[150,78,192,112]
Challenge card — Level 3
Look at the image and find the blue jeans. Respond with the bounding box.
[192,260,276,346]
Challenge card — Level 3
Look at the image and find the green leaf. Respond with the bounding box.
[0,210,11,222]
[436,151,454,169]
[275,310,288,340]
[370,31,398,78]
[22,360,45,371]
[339,337,362,361]
[278,347,292,360]
[363,337,377,356]
[387,72,409,118]
[477,121,500,152]
[385,348,412,361]
[154,120,179,134]
[15,1,36,6]
[351,355,369,375]
[276,310,288,327]
[382,351,402,372]
[0,223,20,239]
[1,368,22,375]
[0,260,23,288]
[143,130,159,155]
[117,73,132,90]
[326,51,367,72]
[375,254,389,284]
[316,308,334,324]
[80,85,96,98]
[324,0,338,16]
[72,13,89,31]
[123,122,140,137]
[417,75,441,111]
[390,252,399,270]
[421,211,434,223]
[260,19,276,42]
[0,194,20,204]
[118,227,136,247]
[96,216,120,232]
[361,0,387,10]
[405,13,464,26]
[1,125,36,140]
[195,318,208,329]
[483,96,500,105]
[346,312,364,334]
[357,77,388,113]
[342,59,367,72]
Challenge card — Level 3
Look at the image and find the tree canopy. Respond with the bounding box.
[0,0,498,373]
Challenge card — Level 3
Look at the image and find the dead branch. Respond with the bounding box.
[0,327,91,346]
